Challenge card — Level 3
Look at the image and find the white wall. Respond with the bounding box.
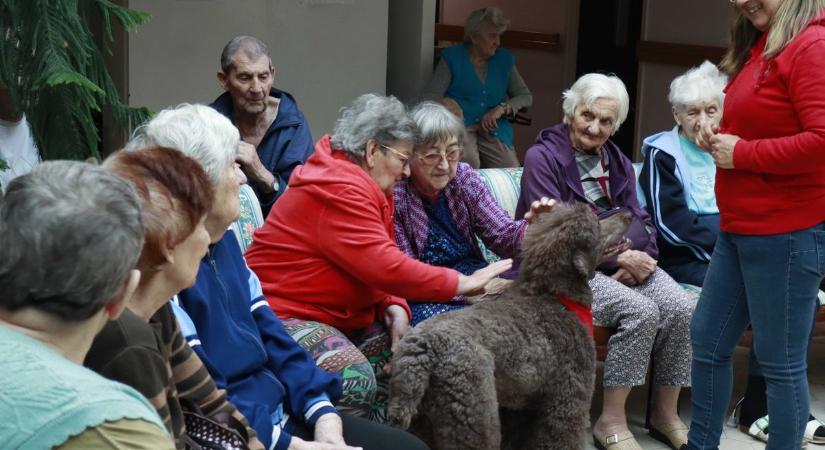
[633,0,732,158]
[128,0,389,138]
[387,0,436,104]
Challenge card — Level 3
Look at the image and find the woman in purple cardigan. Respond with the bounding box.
[393,102,551,326]
[516,74,694,450]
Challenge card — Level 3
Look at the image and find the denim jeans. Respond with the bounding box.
[686,224,825,450]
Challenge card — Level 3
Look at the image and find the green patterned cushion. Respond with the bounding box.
[475,167,524,263]
[230,183,264,252]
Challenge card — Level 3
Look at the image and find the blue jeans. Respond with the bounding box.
[687,224,825,450]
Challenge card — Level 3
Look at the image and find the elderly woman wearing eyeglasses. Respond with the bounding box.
[393,102,552,325]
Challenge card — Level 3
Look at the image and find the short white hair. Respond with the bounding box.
[668,61,728,112]
[562,73,630,132]
[464,7,509,43]
[410,102,465,148]
[127,104,239,187]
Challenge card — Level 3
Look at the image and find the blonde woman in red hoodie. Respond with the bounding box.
[244,94,511,422]
[686,1,825,449]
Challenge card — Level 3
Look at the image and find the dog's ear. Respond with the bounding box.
[572,249,591,279]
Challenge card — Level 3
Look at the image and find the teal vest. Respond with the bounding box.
[442,44,515,147]
[0,324,166,450]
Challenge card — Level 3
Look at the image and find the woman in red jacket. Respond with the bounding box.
[244,94,510,422]
[687,1,825,449]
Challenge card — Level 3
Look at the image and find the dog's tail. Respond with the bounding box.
[387,332,434,430]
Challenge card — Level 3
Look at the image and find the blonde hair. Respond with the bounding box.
[721,0,825,77]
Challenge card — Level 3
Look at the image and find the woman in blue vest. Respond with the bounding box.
[422,7,532,169]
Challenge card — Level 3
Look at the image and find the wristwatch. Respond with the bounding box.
[498,102,510,115]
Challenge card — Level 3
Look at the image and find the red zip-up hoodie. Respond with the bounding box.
[245,135,459,332]
[719,13,825,234]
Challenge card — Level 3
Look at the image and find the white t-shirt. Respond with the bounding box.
[0,115,39,189]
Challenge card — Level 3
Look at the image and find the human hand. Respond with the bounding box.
[616,250,657,283]
[600,237,631,264]
[522,197,556,224]
[456,259,513,296]
[237,141,276,189]
[383,304,411,352]
[708,133,740,169]
[313,414,346,446]
[480,105,505,132]
[288,436,361,450]
[442,98,464,120]
[694,121,719,153]
[611,267,637,286]
[465,278,513,304]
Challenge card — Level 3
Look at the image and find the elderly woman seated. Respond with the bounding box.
[639,61,724,287]
[132,103,430,450]
[422,7,532,169]
[84,147,265,449]
[394,101,552,325]
[516,73,695,450]
[0,162,174,449]
[244,94,511,422]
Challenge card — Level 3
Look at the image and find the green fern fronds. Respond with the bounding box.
[0,0,151,161]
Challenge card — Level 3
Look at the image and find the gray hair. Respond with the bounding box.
[410,101,465,148]
[562,73,630,132]
[220,35,272,74]
[330,94,419,163]
[668,61,728,112]
[127,104,239,187]
[464,7,510,43]
[0,161,143,321]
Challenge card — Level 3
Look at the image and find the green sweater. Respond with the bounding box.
[0,323,167,450]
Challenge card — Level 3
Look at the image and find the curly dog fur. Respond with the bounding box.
[388,203,630,450]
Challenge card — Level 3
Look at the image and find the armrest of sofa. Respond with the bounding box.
[230,183,265,252]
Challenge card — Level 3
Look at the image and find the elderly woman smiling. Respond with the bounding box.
[394,102,552,325]
[245,94,511,422]
[516,74,695,450]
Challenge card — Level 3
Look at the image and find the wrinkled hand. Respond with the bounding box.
[611,267,637,286]
[480,105,505,133]
[313,414,346,446]
[708,133,740,169]
[442,98,464,120]
[465,278,513,304]
[616,250,657,284]
[288,437,361,450]
[237,141,276,188]
[695,121,719,153]
[600,237,631,264]
[456,259,513,296]
[523,197,556,224]
[383,304,411,352]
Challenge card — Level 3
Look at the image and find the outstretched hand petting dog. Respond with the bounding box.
[456,258,513,296]
[523,197,556,223]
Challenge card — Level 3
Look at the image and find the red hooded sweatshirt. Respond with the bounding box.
[719,13,825,234]
[245,135,459,332]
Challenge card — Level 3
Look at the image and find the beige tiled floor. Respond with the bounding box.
[585,337,825,449]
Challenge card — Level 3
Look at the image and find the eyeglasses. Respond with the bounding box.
[380,144,411,168]
[416,148,461,166]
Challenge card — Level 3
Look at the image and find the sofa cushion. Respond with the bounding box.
[230,183,264,252]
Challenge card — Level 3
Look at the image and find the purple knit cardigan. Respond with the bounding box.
[393,162,527,273]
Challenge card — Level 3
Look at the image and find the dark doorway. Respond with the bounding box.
[575,0,643,158]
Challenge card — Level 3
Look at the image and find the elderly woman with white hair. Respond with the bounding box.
[131,103,432,450]
[515,73,695,450]
[639,61,726,287]
[245,94,510,422]
[394,101,553,325]
[422,7,532,169]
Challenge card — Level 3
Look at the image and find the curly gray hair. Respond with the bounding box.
[330,94,419,163]
[464,7,509,43]
[0,161,143,321]
[668,61,728,112]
